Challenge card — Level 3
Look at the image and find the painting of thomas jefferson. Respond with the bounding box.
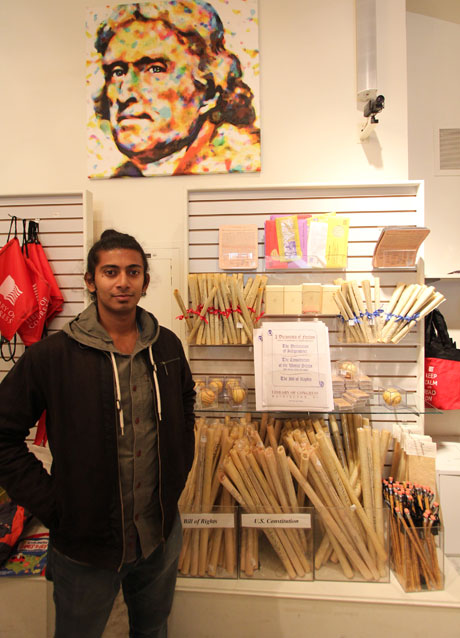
[86,0,260,178]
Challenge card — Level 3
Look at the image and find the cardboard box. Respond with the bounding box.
[284,285,303,314]
[301,284,322,314]
[265,285,284,315]
[321,285,340,314]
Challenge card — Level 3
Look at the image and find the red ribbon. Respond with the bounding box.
[176,304,208,323]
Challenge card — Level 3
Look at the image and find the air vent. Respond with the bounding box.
[439,128,460,171]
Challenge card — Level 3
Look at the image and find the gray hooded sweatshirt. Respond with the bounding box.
[63,302,162,562]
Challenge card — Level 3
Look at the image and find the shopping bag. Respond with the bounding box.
[0,502,28,567]
[425,309,460,409]
[27,239,64,323]
[33,411,48,447]
[0,237,36,341]
[17,253,50,345]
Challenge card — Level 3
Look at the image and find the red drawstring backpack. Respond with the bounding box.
[17,253,51,346]
[26,222,64,324]
[0,219,36,342]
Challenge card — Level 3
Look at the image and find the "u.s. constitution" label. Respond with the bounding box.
[241,513,311,528]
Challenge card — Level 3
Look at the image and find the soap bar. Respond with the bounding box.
[321,285,340,314]
[284,285,303,315]
[265,285,284,315]
[302,284,322,314]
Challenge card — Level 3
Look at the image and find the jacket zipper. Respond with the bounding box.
[151,355,166,545]
[105,351,126,572]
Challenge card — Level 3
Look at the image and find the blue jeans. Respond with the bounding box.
[46,515,182,638]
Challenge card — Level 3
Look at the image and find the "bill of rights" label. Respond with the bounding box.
[181,513,235,529]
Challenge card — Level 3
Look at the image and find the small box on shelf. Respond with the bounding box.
[336,360,360,380]
[178,506,238,579]
[284,285,303,314]
[194,376,250,410]
[265,285,284,315]
[378,385,407,410]
[223,377,248,409]
[239,508,314,581]
[332,361,372,410]
[321,285,340,314]
[301,284,322,314]
[196,385,219,410]
[314,507,390,583]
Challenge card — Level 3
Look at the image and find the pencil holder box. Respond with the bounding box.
[313,507,390,582]
[238,507,314,581]
[389,518,444,592]
[178,505,238,579]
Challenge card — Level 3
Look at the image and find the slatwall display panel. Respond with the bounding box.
[0,193,92,396]
[187,183,425,433]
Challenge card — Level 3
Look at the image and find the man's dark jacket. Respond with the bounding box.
[0,309,195,571]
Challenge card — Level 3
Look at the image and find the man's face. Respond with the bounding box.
[85,248,149,317]
[102,19,206,163]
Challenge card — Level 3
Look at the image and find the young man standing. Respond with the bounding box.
[0,229,196,637]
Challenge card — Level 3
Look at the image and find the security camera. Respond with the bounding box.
[363,95,385,119]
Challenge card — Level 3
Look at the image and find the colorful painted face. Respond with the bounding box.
[102,19,206,163]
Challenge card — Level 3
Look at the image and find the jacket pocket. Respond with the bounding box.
[157,357,180,376]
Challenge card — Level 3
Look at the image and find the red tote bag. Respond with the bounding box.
[0,238,36,341]
[425,309,460,409]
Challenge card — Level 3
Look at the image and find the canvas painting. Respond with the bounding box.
[86,0,260,178]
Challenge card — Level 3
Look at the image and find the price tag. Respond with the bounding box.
[404,437,437,458]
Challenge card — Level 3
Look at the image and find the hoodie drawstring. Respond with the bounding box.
[110,352,125,436]
[148,346,162,421]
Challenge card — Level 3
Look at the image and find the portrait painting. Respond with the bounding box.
[86,0,260,178]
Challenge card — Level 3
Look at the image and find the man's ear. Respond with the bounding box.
[142,273,150,294]
[84,272,96,293]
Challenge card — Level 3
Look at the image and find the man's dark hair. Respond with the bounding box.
[86,229,149,289]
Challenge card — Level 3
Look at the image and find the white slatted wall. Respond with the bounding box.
[0,192,92,384]
[187,182,425,438]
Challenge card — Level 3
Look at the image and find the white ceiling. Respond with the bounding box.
[406,0,460,25]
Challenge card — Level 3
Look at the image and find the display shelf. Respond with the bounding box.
[175,556,460,606]
[171,567,460,638]
[194,397,442,417]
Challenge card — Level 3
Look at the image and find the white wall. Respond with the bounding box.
[407,12,460,279]
[407,12,460,439]
[0,0,408,249]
